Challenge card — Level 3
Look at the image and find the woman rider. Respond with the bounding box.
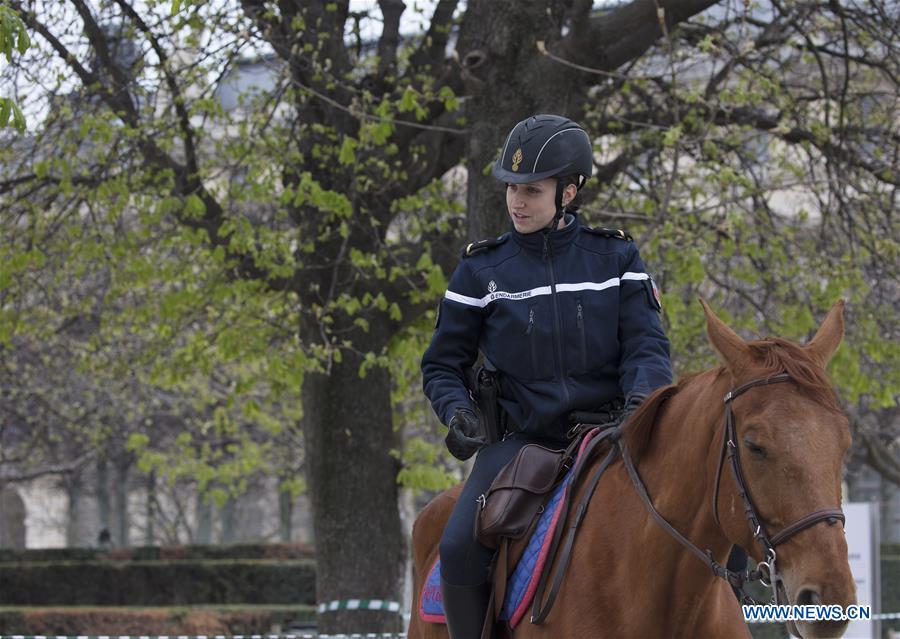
[421,114,673,638]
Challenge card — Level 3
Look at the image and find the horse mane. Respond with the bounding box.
[622,337,840,459]
[746,337,841,413]
[621,380,684,460]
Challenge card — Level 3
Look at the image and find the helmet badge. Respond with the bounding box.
[511,148,523,172]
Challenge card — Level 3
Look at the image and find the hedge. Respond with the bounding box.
[0,605,316,634]
[0,543,314,564]
[0,560,316,606]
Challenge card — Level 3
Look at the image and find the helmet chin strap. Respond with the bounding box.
[544,180,567,232]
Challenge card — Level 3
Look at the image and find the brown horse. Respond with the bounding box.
[409,300,855,639]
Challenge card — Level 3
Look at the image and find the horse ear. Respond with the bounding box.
[699,298,750,374]
[805,299,845,367]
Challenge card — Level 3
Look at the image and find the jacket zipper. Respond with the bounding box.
[543,232,570,407]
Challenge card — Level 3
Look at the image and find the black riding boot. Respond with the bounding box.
[440,577,492,639]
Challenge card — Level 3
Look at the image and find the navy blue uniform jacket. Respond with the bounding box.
[421,214,672,436]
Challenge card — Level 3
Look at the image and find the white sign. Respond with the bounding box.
[844,502,880,639]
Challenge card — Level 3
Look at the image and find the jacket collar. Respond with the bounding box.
[510,212,580,254]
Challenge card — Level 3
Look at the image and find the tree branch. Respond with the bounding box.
[113,0,199,178]
[562,0,594,60]
[591,102,898,186]
[0,452,96,483]
[14,1,308,292]
[240,0,293,60]
[858,427,900,486]
[377,0,404,77]
[586,0,721,73]
[69,0,140,121]
[408,0,458,77]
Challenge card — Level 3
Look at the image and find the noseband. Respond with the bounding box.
[709,372,845,603]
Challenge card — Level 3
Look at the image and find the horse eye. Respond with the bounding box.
[744,438,767,458]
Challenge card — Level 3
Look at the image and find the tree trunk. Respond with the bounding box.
[96,458,110,540]
[465,119,510,240]
[279,485,293,542]
[457,0,580,240]
[0,483,26,550]
[219,496,236,544]
[114,457,129,547]
[64,472,83,547]
[145,471,156,546]
[195,491,213,544]
[302,334,403,634]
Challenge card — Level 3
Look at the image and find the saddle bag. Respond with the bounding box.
[474,442,574,549]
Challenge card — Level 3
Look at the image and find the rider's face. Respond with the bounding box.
[506,179,575,234]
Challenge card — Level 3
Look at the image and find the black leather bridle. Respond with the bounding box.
[709,372,845,604]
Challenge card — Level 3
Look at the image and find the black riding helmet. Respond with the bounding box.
[492,114,593,230]
[493,114,593,185]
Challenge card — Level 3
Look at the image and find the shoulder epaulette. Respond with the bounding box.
[461,234,509,258]
[583,226,633,241]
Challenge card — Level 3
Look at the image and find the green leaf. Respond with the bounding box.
[663,125,682,147]
[16,24,29,55]
[184,194,206,219]
[399,86,417,113]
[11,101,25,132]
[338,136,358,166]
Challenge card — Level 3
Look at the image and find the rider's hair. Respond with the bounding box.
[559,175,582,212]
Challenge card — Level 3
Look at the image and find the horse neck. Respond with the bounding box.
[626,368,736,581]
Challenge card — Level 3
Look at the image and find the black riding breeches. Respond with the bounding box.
[439,431,568,586]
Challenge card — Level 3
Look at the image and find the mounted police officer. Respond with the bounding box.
[421,114,673,638]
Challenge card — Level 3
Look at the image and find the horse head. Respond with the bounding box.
[701,299,855,639]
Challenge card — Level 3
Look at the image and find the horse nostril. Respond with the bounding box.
[796,587,822,606]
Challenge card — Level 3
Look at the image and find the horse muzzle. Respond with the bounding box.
[785,578,857,639]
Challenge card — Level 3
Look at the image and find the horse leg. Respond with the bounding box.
[407,484,463,639]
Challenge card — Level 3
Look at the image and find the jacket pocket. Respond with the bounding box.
[565,292,618,376]
[575,297,587,373]
[526,304,540,376]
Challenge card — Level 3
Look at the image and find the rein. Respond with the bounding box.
[530,373,845,625]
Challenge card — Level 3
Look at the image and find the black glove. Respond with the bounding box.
[445,408,486,461]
